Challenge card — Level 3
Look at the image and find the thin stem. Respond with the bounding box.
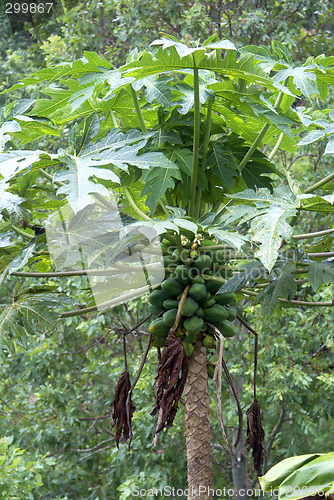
[280,298,334,307]
[238,123,270,171]
[39,167,63,186]
[253,332,258,400]
[110,110,118,128]
[170,285,190,332]
[292,228,334,240]
[189,63,201,218]
[194,188,202,220]
[212,199,234,224]
[211,328,237,466]
[307,251,334,258]
[131,87,147,133]
[268,132,284,161]
[195,99,213,219]
[11,225,34,240]
[123,186,151,220]
[12,264,167,278]
[238,91,283,171]
[165,190,174,207]
[126,333,152,450]
[159,198,169,216]
[60,284,158,317]
[304,170,334,194]
[207,321,243,449]
[201,99,213,167]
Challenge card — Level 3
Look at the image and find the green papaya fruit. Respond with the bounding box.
[183,316,204,336]
[183,340,194,357]
[211,248,225,263]
[191,275,205,284]
[205,279,223,293]
[163,255,177,269]
[202,297,216,308]
[214,292,237,305]
[226,306,237,321]
[189,283,207,301]
[149,318,170,337]
[151,336,167,348]
[193,254,212,273]
[207,363,215,378]
[195,307,205,318]
[163,299,179,310]
[185,332,197,343]
[161,278,184,296]
[148,290,171,308]
[202,333,216,349]
[204,304,228,323]
[173,248,191,264]
[181,297,199,316]
[201,238,215,247]
[174,264,194,285]
[148,304,163,315]
[162,308,178,327]
[214,320,236,337]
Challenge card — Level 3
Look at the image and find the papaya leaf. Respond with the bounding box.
[0,150,51,180]
[250,205,295,271]
[175,82,214,114]
[228,186,299,209]
[259,453,323,491]
[141,167,181,212]
[279,452,334,500]
[0,121,21,150]
[255,263,297,315]
[155,127,182,146]
[0,241,35,286]
[4,98,35,118]
[0,180,25,216]
[274,66,319,98]
[206,143,239,191]
[207,228,249,251]
[305,261,334,291]
[0,292,60,357]
[132,75,172,108]
[217,261,267,293]
[54,122,165,212]
[227,188,298,270]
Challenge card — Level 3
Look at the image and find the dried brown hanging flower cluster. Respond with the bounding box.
[246,398,265,476]
[111,371,135,448]
[151,332,189,443]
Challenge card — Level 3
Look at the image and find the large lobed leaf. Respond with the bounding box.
[259,452,334,500]
[226,187,298,271]
[0,292,60,358]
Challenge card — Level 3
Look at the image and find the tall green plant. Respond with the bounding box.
[0,36,334,496]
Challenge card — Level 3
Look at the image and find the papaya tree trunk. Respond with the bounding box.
[184,341,213,499]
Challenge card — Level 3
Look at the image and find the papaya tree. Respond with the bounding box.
[0,36,334,498]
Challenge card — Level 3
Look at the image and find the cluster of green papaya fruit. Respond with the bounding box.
[147,234,237,357]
